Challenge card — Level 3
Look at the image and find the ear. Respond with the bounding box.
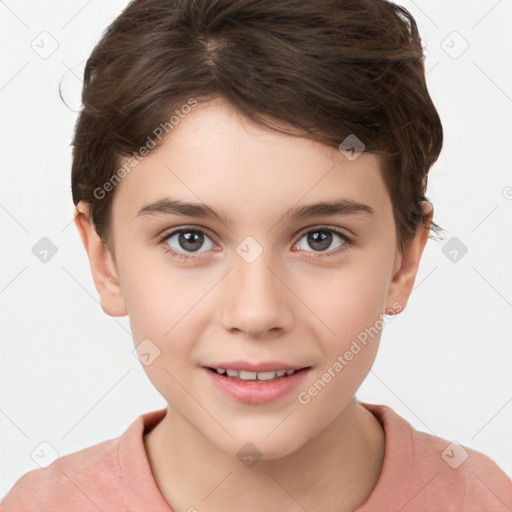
[74,201,128,317]
[385,201,433,314]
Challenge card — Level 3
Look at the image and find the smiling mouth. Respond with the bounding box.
[206,367,310,382]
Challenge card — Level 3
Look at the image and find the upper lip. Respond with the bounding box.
[204,361,310,372]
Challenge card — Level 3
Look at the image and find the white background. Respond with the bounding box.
[1,0,511,500]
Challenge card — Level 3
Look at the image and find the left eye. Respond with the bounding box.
[294,228,349,253]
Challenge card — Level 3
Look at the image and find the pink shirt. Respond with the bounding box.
[2,402,511,511]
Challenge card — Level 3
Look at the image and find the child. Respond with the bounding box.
[2,0,511,510]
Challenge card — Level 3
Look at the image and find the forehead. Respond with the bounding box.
[111,97,389,226]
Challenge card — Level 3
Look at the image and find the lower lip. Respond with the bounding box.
[203,367,310,405]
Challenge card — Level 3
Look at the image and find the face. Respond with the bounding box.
[77,96,428,460]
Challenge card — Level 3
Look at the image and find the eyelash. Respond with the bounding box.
[157,226,353,262]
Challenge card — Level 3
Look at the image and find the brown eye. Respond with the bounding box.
[176,230,205,252]
[295,228,350,254]
[159,227,214,256]
[306,230,332,251]
[295,227,351,256]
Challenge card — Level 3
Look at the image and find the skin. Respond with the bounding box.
[74,96,432,512]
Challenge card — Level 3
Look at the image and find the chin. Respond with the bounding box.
[215,430,309,464]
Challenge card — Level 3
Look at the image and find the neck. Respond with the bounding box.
[144,398,385,512]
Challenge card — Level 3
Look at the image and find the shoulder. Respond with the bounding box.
[411,426,512,510]
[361,402,512,511]
[0,436,123,512]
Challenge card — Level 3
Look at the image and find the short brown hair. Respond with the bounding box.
[71,0,444,256]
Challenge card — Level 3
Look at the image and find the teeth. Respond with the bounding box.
[256,371,277,381]
[239,370,257,380]
[214,368,298,381]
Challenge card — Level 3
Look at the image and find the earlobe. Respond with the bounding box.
[385,202,433,314]
[73,202,128,317]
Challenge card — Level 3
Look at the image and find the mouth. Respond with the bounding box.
[205,366,311,382]
[203,363,312,404]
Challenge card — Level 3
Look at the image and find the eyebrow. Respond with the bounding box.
[135,197,374,224]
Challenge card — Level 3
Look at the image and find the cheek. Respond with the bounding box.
[296,272,387,419]
[302,259,392,344]
[120,260,205,350]
[122,266,204,408]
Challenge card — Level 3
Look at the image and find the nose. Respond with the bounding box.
[221,246,294,339]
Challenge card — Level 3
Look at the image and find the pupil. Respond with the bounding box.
[180,230,203,252]
[308,231,331,251]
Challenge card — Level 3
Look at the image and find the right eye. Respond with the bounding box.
[158,227,216,260]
